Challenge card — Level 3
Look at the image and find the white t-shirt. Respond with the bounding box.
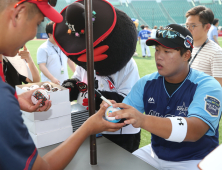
[151,29,157,39]
[190,40,222,78]
[72,58,141,134]
[37,40,69,85]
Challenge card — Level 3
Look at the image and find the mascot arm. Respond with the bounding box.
[62,78,80,101]
[95,90,124,111]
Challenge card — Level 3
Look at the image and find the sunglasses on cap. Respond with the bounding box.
[14,0,57,8]
[156,29,193,49]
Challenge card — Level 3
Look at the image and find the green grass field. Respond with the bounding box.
[26,38,222,148]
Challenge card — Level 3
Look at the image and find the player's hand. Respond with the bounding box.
[82,104,126,135]
[51,77,60,85]
[18,88,51,112]
[18,45,32,63]
[106,103,145,128]
[100,99,116,108]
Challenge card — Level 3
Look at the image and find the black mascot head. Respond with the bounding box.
[53,0,137,76]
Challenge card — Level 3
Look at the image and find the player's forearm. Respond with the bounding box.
[27,61,40,82]
[141,115,172,139]
[41,124,90,170]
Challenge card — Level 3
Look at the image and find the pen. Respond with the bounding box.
[95,89,113,106]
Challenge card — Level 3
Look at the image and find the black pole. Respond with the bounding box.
[84,0,97,165]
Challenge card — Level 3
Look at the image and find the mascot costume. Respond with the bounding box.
[53,0,140,153]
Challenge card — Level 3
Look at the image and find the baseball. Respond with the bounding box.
[31,89,49,106]
[51,87,60,92]
[22,86,30,91]
[29,85,39,90]
[41,83,52,91]
[105,106,121,123]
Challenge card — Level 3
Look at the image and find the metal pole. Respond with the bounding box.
[84,0,97,165]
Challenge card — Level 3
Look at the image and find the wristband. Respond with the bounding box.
[166,117,187,143]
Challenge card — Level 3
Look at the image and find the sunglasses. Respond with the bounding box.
[156,29,193,48]
[14,0,57,8]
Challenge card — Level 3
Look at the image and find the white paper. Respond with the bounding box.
[198,144,222,170]
[5,55,33,81]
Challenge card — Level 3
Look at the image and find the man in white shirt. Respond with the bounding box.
[37,21,76,85]
[186,6,222,86]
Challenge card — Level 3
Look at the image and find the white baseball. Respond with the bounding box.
[31,89,49,106]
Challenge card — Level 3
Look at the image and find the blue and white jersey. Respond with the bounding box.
[138,30,151,40]
[123,68,222,161]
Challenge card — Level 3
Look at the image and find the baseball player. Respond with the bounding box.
[104,24,222,170]
[138,25,151,58]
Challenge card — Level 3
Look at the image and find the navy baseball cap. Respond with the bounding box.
[146,24,193,52]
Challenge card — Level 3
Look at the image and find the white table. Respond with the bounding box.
[38,137,157,170]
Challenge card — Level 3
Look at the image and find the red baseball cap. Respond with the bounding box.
[14,0,63,23]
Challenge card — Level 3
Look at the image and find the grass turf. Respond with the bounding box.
[26,38,222,148]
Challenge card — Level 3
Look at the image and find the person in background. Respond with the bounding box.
[159,26,163,30]
[1,45,40,88]
[208,18,219,45]
[151,25,157,48]
[151,25,157,39]
[37,21,76,85]
[138,25,151,58]
[132,18,139,56]
[186,6,222,87]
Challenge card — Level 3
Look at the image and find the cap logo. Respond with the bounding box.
[184,35,193,48]
[156,28,193,49]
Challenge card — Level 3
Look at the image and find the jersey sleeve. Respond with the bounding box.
[0,83,38,170]
[37,46,48,65]
[187,77,222,136]
[123,75,149,113]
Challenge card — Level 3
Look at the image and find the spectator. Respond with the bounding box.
[105,24,222,170]
[0,0,124,169]
[208,18,219,45]
[132,18,139,56]
[37,21,76,85]
[151,26,158,48]
[159,26,163,30]
[186,6,222,86]
[1,45,40,88]
[151,25,157,39]
[138,25,151,58]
